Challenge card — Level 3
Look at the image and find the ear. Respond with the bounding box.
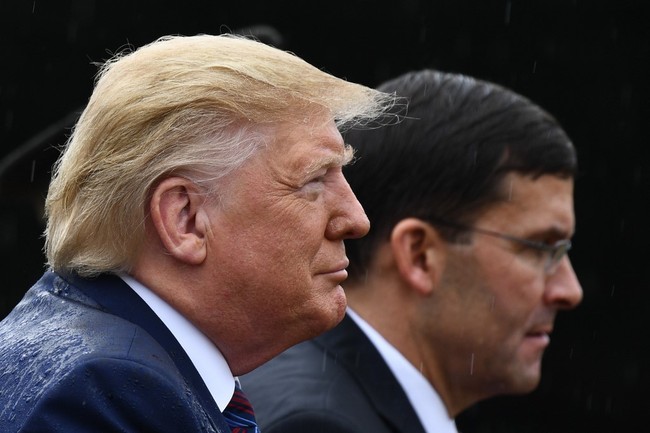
[390,218,446,296]
[148,177,210,265]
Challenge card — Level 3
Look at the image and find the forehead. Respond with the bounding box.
[268,117,348,173]
[478,173,575,236]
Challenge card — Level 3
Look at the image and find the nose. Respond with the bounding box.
[325,175,370,240]
[544,257,583,309]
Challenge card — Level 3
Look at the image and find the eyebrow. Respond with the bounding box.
[529,225,574,242]
[303,143,355,175]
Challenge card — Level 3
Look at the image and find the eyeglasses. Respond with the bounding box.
[430,218,572,274]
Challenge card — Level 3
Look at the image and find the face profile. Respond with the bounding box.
[191,116,370,367]
[429,173,582,398]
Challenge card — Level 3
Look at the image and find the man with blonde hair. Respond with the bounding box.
[0,34,395,432]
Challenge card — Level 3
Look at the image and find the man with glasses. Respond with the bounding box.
[242,69,583,433]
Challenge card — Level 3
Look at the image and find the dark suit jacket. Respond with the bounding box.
[0,270,230,432]
[241,313,427,433]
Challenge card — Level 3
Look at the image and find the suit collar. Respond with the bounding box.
[56,271,229,431]
[119,273,235,411]
[314,313,427,433]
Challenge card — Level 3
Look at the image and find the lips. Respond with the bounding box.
[317,259,350,285]
[524,326,552,347]
[321,258,350,275]
[527,327,551,337]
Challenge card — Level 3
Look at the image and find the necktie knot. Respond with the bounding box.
[224,382,259,433]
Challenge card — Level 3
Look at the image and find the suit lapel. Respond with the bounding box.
[314,314,427,433]
[61,271,229,432]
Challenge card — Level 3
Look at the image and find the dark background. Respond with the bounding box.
[1,0,648,431]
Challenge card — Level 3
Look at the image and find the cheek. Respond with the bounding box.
[266,224,320,260]
[485,269,545,328]
[222,191,332,275]
[269,209,329,254]
[234,222,324,283]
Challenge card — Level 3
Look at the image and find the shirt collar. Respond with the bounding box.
[119,273,235,411]
[347,308,458,433]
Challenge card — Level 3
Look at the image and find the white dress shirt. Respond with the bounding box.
[119,273,235,411]
[347,308,458,433]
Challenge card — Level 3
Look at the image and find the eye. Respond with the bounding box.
[303,172,327,190]
[518,243,544,255]
[308,174,326,185]
[307,166,338,186]
[517,242,549,265]
[297,170,328,200]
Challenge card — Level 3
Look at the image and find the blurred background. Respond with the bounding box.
[1,0,648,431]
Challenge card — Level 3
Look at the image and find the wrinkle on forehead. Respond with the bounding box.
[484,173,575,235]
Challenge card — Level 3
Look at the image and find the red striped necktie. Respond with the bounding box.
[223,381,260,433]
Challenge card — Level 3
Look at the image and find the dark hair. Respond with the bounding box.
[343,69,577,282]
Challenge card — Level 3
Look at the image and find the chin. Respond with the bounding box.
[307,287,348,337]
[510,369,542,395]
[493,360,542,396]
[328,285,348,325]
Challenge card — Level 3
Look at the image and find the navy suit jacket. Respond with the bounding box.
[0,270,231,432]
[241,313,427,433]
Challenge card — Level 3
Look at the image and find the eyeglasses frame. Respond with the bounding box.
[427,217,572,274]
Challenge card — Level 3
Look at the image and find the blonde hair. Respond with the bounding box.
[44,34,396,276]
